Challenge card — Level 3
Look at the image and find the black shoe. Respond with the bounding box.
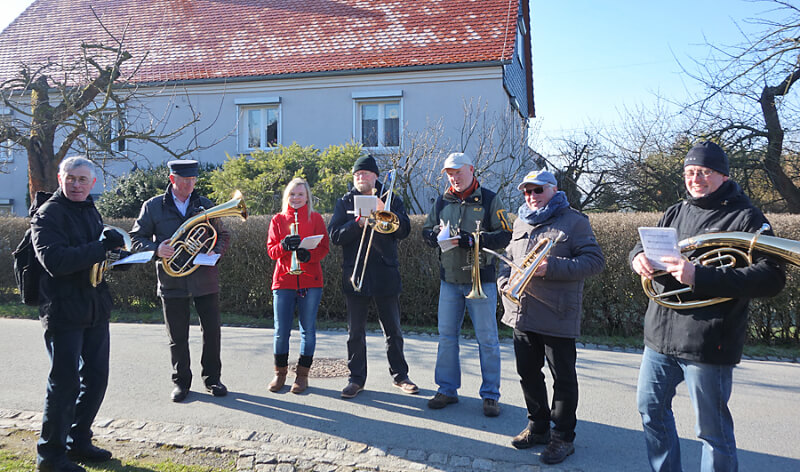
[205,382,228,397]
[482,398,500,417]
[511,428,550,449]
[341,382,364,399]
[427,393,458,409]
[171,385,190,402]
[37,457,86,472]
[540,437,575,464]
[67,444,112,462]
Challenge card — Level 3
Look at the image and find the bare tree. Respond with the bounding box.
[684,0,800,211]
[0,14,223,201]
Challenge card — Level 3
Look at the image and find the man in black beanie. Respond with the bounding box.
[629,142,785,471]
[327,154,419,398]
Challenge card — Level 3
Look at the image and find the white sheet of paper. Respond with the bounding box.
[110,250,154,266]
[193,253,221,266]
[437,220,459,252]
[353,195,378,218]
[638,227,680,271]
[299,234,324,250]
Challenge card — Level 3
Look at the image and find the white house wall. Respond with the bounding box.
[0,66,513,216]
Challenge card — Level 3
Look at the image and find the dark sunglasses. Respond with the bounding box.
[523,186,547,195]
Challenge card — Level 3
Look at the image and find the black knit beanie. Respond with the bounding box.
[352,154,380,176]
[684,142,729,176]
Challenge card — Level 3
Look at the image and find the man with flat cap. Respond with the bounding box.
[131,159,231,402]
[328,154,419,399]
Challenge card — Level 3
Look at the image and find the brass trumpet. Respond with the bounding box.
[162,190,247,278]
[642,225,800,309]
[350,170,400,292]
[466,220,487,299]
[89,225,133,287]
[483,231,563,305]
[287,211,303,276]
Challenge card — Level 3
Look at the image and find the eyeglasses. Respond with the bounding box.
[523,186,547,195]
[683,169,715,179]
[64,175,92,186]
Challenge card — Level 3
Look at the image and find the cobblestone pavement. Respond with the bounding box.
[0,409,578,472]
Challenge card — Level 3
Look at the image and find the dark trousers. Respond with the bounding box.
[513,328,578,442]
[344,293,409,386]
[37,322,110,464]
[162,293,221,388]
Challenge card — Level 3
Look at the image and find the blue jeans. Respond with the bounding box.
[37,322,110,466]
[434,280,501,400]
[637,347,737,472]
[272,288,322,357]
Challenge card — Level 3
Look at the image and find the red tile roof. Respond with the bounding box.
[0,0,519,84]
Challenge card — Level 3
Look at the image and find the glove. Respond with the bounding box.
[457,230,474,249]
[423,229,439,248]
[296,248,311,263]
[102,228,125,251]
[111,250,133,271]
[281,234,301,251]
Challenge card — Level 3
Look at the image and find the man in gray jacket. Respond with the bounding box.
[131,160,230,403]
[498,170,604,465]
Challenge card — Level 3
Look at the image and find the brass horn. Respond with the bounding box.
[89,225,133,287]
[162,190,247,278]
[287,211,303,276]
[466,220,487,299]
[642,225,800,309]
[350,170,400,292]
[483,231,563,305]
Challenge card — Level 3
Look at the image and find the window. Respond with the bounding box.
[0,108,14,163]
[236,97,281,152]
[352,90,402,150]
[87,110,125,157]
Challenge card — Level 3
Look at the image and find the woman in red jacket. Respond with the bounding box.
[266,177,330,393]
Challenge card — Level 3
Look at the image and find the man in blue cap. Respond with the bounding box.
[630,142,786,471]
[131,159,231,402]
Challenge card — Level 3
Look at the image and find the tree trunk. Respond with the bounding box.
[759,70,800,213]
[28,76,59,199]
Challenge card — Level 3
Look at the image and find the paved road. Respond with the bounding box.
[1,318,798,471]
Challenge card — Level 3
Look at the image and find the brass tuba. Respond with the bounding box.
[642,225,800,309]
[350,170,400,291]
[466,220,487,299]
[162,190,247,278]
[483,231,564,305]
[89,225,133,287]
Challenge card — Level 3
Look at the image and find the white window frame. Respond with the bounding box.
[86,109,126,158]
[235,97,281,153]
[0,198,12,215]
[352,90,403,151]
[0,107,15,163]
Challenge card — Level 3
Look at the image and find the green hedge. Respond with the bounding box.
[1,213,798,344]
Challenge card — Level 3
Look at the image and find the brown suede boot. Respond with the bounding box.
[268,366,288,392]
[290,365,310,394]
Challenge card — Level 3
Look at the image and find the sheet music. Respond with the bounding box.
[353,195,378,218]
[638,227,680,271]
[193,253,221,266]
[437,220,459,252]
[110,251,154,266]
[299,234,324,250]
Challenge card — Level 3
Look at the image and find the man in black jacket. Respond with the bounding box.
[630,142,786,472]
[130,160,230,403]
[328,154,418,399]
[31,156,124,472]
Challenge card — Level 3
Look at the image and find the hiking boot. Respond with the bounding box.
[483,398,500,417]
[511,428,550,449]
[540,437,575,464]
[427,393,458,409]
[393,378,419,394]
[341,382,364,399]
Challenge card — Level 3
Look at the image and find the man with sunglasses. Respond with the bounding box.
[421,152,511,417]
[498,170,604,465]
[630,142,785,472]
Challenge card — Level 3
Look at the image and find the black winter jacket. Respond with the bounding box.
[328,181,410,297]
[30,190,112,331]
[629,181,785,364]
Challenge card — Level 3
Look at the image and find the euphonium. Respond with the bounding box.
[466,220,487,299]
[350,170,400,291]
[162,190,247,278]
[483,231,564,305]
[642,225,800,309]
[89,225,133,287]
[287,211,303,276]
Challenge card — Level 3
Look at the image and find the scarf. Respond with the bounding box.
[518,191,570,226]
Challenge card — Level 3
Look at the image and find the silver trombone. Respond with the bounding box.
[350,170,400,291]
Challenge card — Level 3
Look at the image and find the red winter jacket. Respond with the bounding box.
[267,204,330,290]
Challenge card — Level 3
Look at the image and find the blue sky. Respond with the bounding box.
[530,0,783,152]
[1,0,787,155]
